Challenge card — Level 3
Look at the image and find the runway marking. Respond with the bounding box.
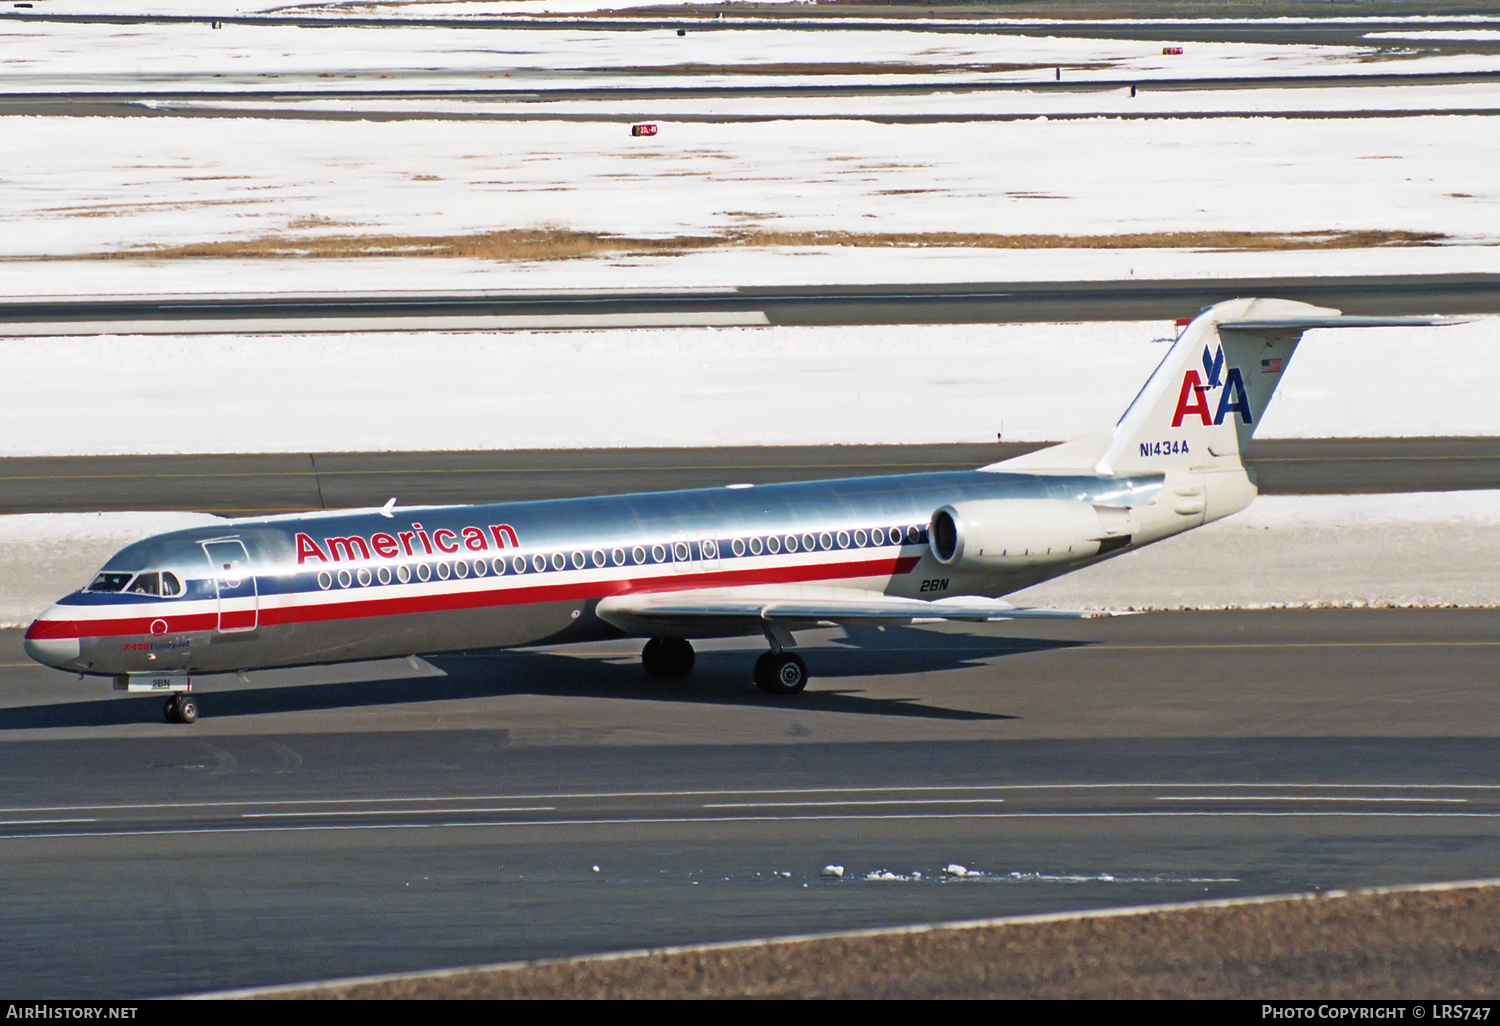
[1,783,1495,816]
[702,798,1007,809]
[0,785,1023,814]
[240,806,556,818]
[1156,796,1469,803]
[4,809,1500,842]
[0,818,97,826]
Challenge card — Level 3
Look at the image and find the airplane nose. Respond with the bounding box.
[23,612,81,669]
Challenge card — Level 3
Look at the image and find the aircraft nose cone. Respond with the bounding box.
[23,613,81,669]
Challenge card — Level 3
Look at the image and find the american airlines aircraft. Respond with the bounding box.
[24,298,1439,723]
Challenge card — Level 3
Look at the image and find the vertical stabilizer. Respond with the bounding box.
[1096,297,1333,476]
[995,298,1446,479]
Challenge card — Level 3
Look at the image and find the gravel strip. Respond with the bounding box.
[252,882,1500,999]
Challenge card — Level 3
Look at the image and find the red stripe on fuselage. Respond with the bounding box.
[29,554,923,640]
[25,612,217,640]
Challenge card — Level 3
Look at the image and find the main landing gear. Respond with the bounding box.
[163,694,198,724]
[641,636,695,679]
[753,651,808,695]
[639,636,810,695]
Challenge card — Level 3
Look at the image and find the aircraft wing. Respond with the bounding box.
[595,588,1123,638]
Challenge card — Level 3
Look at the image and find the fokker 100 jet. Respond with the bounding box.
[25,299,1439,723]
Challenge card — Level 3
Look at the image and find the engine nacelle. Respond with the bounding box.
[928,498,1132,570]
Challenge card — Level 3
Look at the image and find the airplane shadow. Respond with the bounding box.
[0,630,1086,729]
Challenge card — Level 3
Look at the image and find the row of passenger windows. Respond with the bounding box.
[314,524,927,591]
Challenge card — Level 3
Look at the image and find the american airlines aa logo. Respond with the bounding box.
[1172,344,1253,428]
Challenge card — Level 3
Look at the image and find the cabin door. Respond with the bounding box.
[202,539,259,633]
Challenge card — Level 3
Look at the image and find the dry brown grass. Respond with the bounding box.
[85,227,1447,262]
[570,61,1104,76]
[252,883,1500,999]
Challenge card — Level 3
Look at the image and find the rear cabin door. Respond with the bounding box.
[202,539,259,633]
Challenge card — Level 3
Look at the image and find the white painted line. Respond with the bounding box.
[0,312,771,337]
[5,809,1500,842]
[240,807,556,818]
[2,782,1494,816]
[1152,792,1470,804]
[0,818,97,826]
[0,785,1035,814]
[703,799,1007,809]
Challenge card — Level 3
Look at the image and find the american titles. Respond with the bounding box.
[296,522,521,565]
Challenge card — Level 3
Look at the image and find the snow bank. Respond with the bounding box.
[1014,491,1500,611]
[1,319,1494,457]
[0,512,224,628]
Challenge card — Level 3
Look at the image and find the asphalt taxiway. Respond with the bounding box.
[1,607,1497,996]
[3,275,1497,336]
[3,438,1498,516]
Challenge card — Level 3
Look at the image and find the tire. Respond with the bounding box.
[755,652,808,696]
[164,698,180,723]
[177,696,198,724]
[753,652,775,691]
[642,637,694,679]
[641,637,664,675]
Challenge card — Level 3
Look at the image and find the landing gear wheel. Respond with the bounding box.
[164,695,198,724]
[754,652,808,695]
[641,637,695,679]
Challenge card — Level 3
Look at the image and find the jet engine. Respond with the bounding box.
[928,499,1132,570]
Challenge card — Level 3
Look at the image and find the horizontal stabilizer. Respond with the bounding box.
[1219,315,1460,332]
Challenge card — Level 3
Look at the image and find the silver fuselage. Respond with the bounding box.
[25,469,1161,678]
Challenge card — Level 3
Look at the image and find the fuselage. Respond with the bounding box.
[24,468,1160,679]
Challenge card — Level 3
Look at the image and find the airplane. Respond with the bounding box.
[23,298,1444,723]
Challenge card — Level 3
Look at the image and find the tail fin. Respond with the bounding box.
[997,297,1447,477]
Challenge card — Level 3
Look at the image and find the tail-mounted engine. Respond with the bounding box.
[928,499,1132,570]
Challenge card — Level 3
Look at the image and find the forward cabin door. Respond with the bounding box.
[202,539,259,633]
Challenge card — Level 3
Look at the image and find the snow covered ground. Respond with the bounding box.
[7,20,1489,91]
[2,318,1494,456]
[1015,490,1500,611]
[3,113,1497,298]
[4,11,1497,295]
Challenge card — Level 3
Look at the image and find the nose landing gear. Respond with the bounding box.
[163,694,198,724]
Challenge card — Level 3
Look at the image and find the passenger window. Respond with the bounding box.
[127,573,161,596]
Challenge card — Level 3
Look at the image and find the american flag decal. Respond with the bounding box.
[1261,357,1283,374]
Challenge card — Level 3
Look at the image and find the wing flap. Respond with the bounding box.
[596,588,1121,638]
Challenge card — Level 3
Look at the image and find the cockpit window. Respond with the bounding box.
[86,572,134,593]
[86,570,183,596]
[127,573,161,596]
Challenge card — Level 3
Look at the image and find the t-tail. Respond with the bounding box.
[997,297,1449,525]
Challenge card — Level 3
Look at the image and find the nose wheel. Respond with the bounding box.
[163,695,198,724]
